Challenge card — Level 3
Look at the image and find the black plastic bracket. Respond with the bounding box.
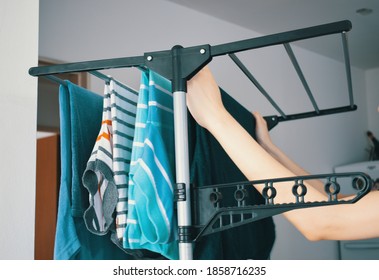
[178,226,193,243]
[174,183,187,202]
[263,115,279,131]
[144,44,212,92]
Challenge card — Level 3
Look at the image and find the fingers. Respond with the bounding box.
[252,111,267,127]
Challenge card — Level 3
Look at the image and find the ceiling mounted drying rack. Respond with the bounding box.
[30,20,368,260]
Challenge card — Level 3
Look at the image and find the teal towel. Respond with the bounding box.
[54,81,134,260]
[124,71,178,260]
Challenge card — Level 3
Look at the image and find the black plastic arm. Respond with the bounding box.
[191,172,371,241]
[211,20,351,56]
[264,105,358,130]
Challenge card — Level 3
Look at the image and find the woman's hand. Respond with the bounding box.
[186,66,228,131]
[253,111,274,151]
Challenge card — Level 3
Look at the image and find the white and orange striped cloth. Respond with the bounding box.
[82,80,137,238]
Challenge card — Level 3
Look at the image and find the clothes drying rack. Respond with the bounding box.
[29,20,372,260]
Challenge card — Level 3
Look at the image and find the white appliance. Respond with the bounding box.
[334,161,379,260]
[334,161,379,184]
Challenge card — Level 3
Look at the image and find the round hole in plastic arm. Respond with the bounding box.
[352,177,366,191]
[292,183,307,197]
[262,186,277,201]
[324,181,341,195]
[209,191,223,204]
[234,188,248,202]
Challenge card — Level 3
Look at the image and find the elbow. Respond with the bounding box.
[302,231,324,242]
[293,214,333,242]
[299,222,336,242]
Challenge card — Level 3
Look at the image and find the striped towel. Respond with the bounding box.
[82,83,117,235]
[123,70,178,260]
[82,79,139,239]
[110,80,138,240]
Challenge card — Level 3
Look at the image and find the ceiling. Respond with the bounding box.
[166,0,379,70]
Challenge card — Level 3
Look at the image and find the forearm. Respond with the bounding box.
[207,110,377,241]
[262,141,325,194]
[208,110,325,203]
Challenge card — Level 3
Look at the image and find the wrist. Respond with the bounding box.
[206,108,233,135]
[260,141,279,157]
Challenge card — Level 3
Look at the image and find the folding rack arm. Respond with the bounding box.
[284,43,320,113]
[29,55,146,76]
[191,172,372,241]
[209,20,355,130]
[29,20,352,85]
[211,20,351,56]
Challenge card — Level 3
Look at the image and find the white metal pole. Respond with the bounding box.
[173,90,193,260]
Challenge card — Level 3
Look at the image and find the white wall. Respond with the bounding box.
[0,0,39,259]
[39,0,368,259]
[366,67,379,137]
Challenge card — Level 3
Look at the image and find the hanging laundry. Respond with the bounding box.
[82,80,147,258]
[54,81,133,260]
[109,80,138,240]
[124,71,178,260]
[189,89,276,260]
[82,83,117,234]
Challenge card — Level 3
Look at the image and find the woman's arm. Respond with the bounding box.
[253,111,326,194]
[186,66,379,241]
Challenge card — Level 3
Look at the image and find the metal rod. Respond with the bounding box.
[173,90,193,260]
[284,43,320,113]
[341,32,354,107]
[276,105,357,123]
[44,75,68,86]
[212,20,352,57]
[89,71,139,95]
[29,55,145,76]
[229,53,287,118]
[89,70,111,83]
